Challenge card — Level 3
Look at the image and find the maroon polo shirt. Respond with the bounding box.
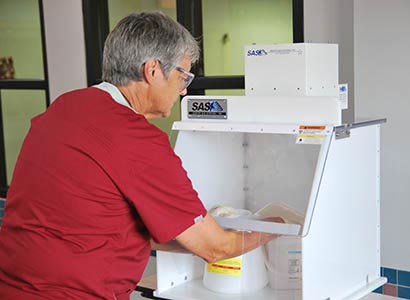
[0,87,206,300]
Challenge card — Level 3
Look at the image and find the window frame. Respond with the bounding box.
[82,0,304,93]
[0,0,50,197]
[178,0,304,95]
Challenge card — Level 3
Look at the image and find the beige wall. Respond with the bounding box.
[43,0,87,101]
[354,0,410,271]
[304,0,355,123]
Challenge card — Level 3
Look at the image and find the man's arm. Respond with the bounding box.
[152,213,279,263]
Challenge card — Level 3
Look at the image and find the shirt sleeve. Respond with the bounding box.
[112,125,207,244]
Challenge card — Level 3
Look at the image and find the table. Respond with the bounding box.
[135,275,404,300]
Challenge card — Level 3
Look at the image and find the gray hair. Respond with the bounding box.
[102,11,200,86]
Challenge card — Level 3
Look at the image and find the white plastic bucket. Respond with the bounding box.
[203,246,268,294]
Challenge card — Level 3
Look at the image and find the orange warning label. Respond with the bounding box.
[299,125,326,130]
[207,257,242,276]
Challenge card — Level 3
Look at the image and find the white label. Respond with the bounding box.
[339,83,348,110]
[296,125,328,145]
[288,251,302,281]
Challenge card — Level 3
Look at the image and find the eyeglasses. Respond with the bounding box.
[175,66,195,92]
[156,60,195,92]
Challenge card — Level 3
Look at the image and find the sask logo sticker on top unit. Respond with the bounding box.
[247,49,267,56]
[187,99,227,119]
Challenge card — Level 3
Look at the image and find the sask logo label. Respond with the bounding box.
[188,99,227,119]
[192,101,223,112]
[247,49,267,56]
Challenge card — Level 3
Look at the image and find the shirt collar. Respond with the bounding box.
[93,81,139,114]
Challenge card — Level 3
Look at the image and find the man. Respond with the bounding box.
[0,12,276,300]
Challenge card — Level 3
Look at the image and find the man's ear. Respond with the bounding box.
[142,59,161,85]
